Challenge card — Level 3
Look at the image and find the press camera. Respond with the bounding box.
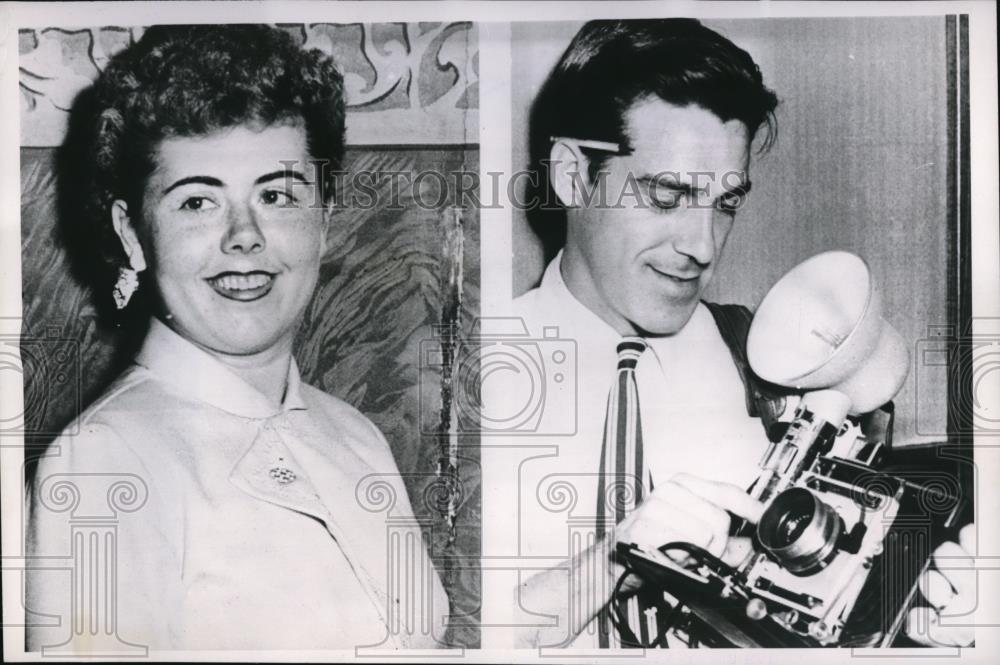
[617,252,965,648]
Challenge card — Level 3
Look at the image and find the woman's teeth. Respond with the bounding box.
[213,273,272,291]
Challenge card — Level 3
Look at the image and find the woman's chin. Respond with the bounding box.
[162,317,294,358]
[214,336,290,357]
[213,328,297,357]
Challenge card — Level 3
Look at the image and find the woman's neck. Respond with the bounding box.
[200,337,294,406]
[153,314,297,407]
[219,349,292,404]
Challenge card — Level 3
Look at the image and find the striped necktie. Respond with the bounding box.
[595,337,651,647]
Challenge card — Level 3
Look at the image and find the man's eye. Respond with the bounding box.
[179,197,217,212]
[717,191,745,214]
[647,186,681,210]
[261,189,297,206]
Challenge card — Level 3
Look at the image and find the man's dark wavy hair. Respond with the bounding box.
[75,24,345,273]
[526,19,779,259]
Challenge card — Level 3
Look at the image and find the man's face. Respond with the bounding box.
[561,98,751,336]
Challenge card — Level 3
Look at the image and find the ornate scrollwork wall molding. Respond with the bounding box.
[19,22,478,147]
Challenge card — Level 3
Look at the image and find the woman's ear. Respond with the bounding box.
[111,200,147,272]
[319,206,331,257]
[549,139,589,208]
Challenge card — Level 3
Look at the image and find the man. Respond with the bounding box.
[499,19,974,649]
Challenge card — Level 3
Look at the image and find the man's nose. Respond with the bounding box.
[221,204,265,255]
[671,205,716,267]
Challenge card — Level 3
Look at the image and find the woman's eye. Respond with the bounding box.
[179,197,217,212]
[261,189,297,206]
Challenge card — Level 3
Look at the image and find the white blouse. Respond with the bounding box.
[26,319,449,653]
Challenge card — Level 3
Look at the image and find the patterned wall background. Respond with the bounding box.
[19,22,480,647]
[20,22,478,146]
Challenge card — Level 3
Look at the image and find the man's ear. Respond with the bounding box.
[549,139,590,208]
[111,200,147,272]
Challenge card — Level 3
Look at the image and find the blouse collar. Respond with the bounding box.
[134,318,307,419]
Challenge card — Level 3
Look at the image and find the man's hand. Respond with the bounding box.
[614,472,764,568]
[906,523,976,647]
[514,472,762,647]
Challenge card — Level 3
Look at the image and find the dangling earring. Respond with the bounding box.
[113,267,139,309]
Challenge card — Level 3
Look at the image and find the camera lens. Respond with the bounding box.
[757,487,843,575]
[775,512,810,547]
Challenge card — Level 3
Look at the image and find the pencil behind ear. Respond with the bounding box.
[548,139,587,208]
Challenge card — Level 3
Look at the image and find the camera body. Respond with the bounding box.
[616,252,967,647]
[737,389,963,646]
[618,389,962,647]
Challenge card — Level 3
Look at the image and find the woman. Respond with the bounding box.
[26,25,448,651]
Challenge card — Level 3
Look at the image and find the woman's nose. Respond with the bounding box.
[221,204,265,255]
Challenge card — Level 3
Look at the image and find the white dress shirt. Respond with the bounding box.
[489,253,770,648]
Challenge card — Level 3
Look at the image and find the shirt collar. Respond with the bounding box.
[134,318,308,419]
[538,250,621,349]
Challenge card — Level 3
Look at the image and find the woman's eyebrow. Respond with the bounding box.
[255,170,309,186]
[162,175,223,195]
[161,171,310,195]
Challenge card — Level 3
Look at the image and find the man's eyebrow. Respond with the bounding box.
[637,174,695,195]
[255,170,310,186]
[636,174,753,196]
[162,175,223,195]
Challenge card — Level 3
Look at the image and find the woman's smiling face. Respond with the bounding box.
[113,121,326,357]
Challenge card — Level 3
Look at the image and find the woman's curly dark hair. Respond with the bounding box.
[82,24,346,273]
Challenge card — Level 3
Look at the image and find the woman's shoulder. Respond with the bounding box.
[36,364,172,470]
[297,383,390,445]
[298,382,373,422]
[66,364,172,430]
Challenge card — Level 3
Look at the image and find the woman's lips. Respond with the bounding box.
[206,271,276,302]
